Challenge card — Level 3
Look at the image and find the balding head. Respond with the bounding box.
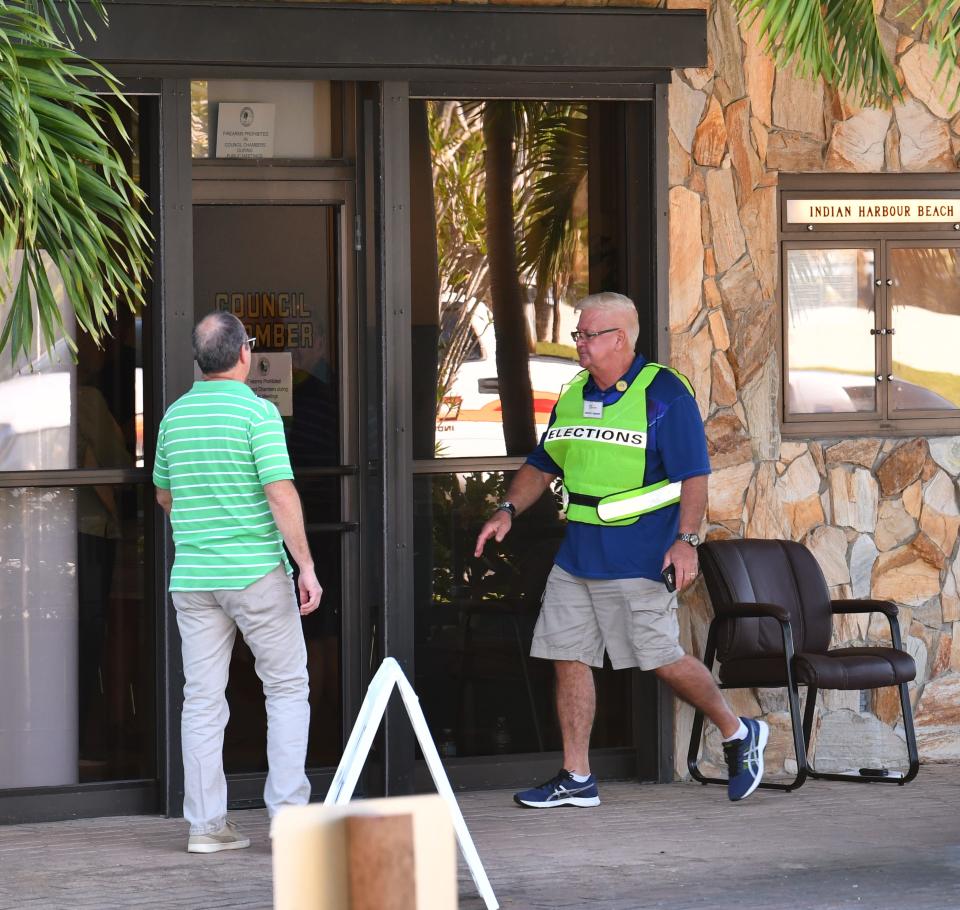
[193,312,248,375]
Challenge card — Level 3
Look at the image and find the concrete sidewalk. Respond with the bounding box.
[2,765,958,910]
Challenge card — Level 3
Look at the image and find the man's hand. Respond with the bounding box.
[474,510,512,557]
[663,539,698,592]
[296,565,323,616]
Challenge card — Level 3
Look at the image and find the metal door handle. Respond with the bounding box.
[875,279,882,286]
[876,374,884,382]
[886,279,894,286]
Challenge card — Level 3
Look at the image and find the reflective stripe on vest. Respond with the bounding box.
[596,479,682,522]
[544,363,693,526]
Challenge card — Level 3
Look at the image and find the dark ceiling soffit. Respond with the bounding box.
[76,3,706,73]
[409,80,662,98]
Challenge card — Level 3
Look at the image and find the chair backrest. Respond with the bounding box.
[699,539,833,660]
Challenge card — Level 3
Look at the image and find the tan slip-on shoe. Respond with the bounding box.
[187,820,251,854]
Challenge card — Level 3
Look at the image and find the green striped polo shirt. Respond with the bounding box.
[153,380,294,592]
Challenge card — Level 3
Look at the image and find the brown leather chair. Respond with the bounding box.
[688,538,919,791]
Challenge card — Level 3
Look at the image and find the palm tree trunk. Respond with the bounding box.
[483,101,536,456]
[551,278,563,345]
[533,280,550,344]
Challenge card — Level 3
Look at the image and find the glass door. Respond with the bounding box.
[887,243,960,415]
[0,95,159,822]
[191,178,362,801]
[407,96,664,789]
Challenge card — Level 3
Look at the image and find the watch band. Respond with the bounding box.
[677,532,701,547]
[495,501,516,518]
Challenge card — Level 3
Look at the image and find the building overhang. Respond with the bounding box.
[77,2,706,85]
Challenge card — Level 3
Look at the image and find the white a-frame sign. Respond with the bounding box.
[325,657,499,910]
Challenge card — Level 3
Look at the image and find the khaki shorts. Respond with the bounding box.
[530,565,685,671]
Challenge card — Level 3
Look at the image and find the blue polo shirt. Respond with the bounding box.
[526,355,710,581]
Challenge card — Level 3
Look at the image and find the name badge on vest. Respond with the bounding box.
[582,399,603,419]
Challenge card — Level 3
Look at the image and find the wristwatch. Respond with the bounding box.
[677,532,701,547]
[495,501,517,518]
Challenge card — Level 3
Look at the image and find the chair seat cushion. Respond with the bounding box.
[718,647,916,690]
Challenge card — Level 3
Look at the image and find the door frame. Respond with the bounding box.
[186,167,367,806]
[389,83,675,793]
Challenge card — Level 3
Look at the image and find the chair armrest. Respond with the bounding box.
[831,599,898,618]
[715,601,791,623]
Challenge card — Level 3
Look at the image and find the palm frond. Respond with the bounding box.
[906,0,960,108]
[0,0,151,363]
[20,0,107,43]
[734,0,901,107]
[517,109,588,287]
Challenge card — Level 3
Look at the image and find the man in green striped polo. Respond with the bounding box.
[154,311,322,854]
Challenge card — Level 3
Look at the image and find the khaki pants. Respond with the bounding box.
[530,565,685,671]
[172,565,310,835]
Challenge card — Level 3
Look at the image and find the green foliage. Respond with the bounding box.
[534,340,578,360]
[428,100,588,417]
[0,0,151,362]
[735,0,960,111]
[735,0,901,107]
[909,1,960,107]
[430,471,509,603]
[516,108,588,297]
[429,101,490,412]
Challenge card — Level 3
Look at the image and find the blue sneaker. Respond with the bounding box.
[514,769,600,808]
[724,717,769,801]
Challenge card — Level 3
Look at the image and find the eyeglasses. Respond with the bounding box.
[570,327,620,343]
[245,336,257,351]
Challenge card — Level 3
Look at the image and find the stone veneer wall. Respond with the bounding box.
[667,0,960,776]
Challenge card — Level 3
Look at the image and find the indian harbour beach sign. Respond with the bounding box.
[787,198,960,225]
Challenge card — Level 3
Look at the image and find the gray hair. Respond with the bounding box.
[575,292,640,347]
[193,311,248,374]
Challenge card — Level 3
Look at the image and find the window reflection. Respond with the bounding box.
[193,204,340,468]
[0,253,75,471]
[413,101,594,459]
[889,247,960,411]
[0,98,145,473]
[0,95,154,793]
[0,486,153,788]
[413,472,632,759]
[786,248,876,414]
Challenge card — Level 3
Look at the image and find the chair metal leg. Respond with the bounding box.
[808,613,921,785]
[801,686,818,752]
[808,682,920,784]
[781,660,810,792]
[687,616,919,792]
[898,680,920,784]
[686,622,804,792]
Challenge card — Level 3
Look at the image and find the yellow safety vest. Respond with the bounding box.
[543,363,692,526]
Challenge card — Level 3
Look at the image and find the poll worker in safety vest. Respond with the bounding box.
[154,311,322,854]
[475,292,767,807]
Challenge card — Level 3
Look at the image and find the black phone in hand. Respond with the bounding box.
[661,564,676,593]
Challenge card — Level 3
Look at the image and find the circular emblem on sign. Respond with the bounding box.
[615,380,628,392]
[240,106,255,127]
[258,357,270,375]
